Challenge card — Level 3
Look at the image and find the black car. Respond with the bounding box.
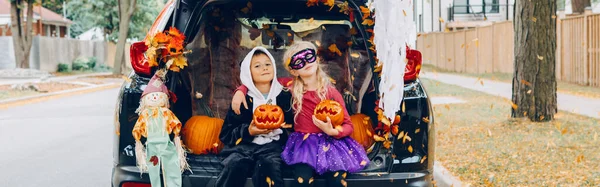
[112,0,435,186]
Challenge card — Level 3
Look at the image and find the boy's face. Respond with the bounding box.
[250,54,275,84]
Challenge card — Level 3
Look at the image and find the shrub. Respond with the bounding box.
[57,63,70,72]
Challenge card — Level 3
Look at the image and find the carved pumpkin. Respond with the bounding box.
[182,116,224,155]
[350,114,375,150]
[253,104,284,130]
[314,99,344,127]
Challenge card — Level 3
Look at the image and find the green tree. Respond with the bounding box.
[66,0,161,42]
[41,0,66,15]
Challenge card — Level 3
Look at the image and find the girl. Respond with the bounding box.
[216,47,294,187]
[232,41,369,187]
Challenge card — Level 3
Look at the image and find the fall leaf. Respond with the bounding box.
[306,0,319,7]
[315,40,321,47]
[350,53,360,58]
[532,17,537,22]
[341,179,347,187]
[149,155,159,166]
[240,7,250,14]
[169,56,188,72]
[298,177,304,183]
[167,27,185,41]
[360,6,371,19]
[213,143,219,147]
[373,135,386,142]
[403,132,411,144]
[420,155,427,163]
[439,17,445,23]
[537,55,544,61]
[154,32,170,45]
[309,177,314,184]
[415,128,421,134]
[322,144,330,152]
[342,173,347,178]
[334,172,339,177]
[472,38,479,47]
[373,63,383,73]
[383,140,392,149]
[236,138,242,145]
[527,90,532,94]
[266,177,272,187]
[422,117,430,123]
[328,44,343,56]
[362,19,375,26]
[511,102,518,110]
[323,0,335,10]
[576,155,584,163]
[408,145,413,153]
[403,9,407,16]
[146,47,159,67]
[303,133,310,141]
[360,160,367,166]
[349,27,357,35]
[391,125,399,135]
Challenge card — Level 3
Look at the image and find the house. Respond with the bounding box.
[414,0,514,32]
[0,0,72,37]
[77,27,105,41]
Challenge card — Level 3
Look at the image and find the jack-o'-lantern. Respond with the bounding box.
[314,99,344,127]
[349,114,375,150]
[253,104,284,130]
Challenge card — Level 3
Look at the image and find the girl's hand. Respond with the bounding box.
[231,91,248,115]
[248,121,272,136]
[312,116,340,136]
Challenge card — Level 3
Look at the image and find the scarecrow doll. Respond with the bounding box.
[132,70,190,187]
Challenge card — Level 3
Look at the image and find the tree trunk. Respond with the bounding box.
[113,0,136,75]
[10,0,35,69]
[571,0,591,14]
[512,0,557,122]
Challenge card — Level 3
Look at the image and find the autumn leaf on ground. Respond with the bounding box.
[576,155,584,163]
[328,44,343,56]
[362,19,375,26]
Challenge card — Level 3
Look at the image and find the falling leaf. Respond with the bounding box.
[306,0,319,7]
[287,32,293,37]
[403,9,407,16]
[341,179,348,187]
[472,38,479,47]
[487,129,492,137]
[403,132,412,144]
[309,177,314,184]
[308,17,315,25]
[561,128,568,135]
[532,17,537,22]
[328,44,343,56]
[213,143,219,147]
[521,79,532,86]
[439,17,445,23]
[360,160,367,166]
[349,27,358,35]
[420,155,427,163]
[240,7,250,14]
[576,155,584,163]
[537,55,544,61]
[351,53,360,58]
[235,138,242,145]
[298,177,304,183]
[323,0,335,10]
[408,145,413,153]
[266,177,272,187]
[362,19,375,26]
[552,15,557,19]
[490,104,494,109]
[480,80,484,86]
[444,104,450,110]
[422,117,430,123]
[461,44,465,48]
[527,90,532,94]
[374,63,383,73]
[540,116,545,120]
[334,172,339,177]
[511,102,518,110]
[315,40,321,47]
[397,131,404,140]
[415,128,421,133]
[342,173,347,178]
[303,133,310,141]
[360,6,371,19]
[322,144,330,152]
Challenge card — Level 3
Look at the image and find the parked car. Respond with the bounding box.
[112,0,435,186]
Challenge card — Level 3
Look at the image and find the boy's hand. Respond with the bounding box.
[232,90,248,115]
[312,116,339,136]
[248,120,272,136]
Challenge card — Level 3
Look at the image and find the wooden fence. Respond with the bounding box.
[417,21,514,74]
[558,13,600,87]
[417,12,600,87]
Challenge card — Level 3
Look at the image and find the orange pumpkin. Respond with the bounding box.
[314,99,344,127]
[253,104,284,130]
[182,116,224,155]
[350,114,375,150]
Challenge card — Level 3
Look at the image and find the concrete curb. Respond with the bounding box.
[0,72,114,86]
[433,162,464,187]
[0,82,121,109]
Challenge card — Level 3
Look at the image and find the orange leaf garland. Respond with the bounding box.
[145,27,190,71]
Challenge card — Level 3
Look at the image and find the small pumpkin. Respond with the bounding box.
[350,114,375,150]
[182,116,224,155]
[253,104,284,130]
[314,99,344,127]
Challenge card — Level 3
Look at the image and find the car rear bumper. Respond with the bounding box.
[112,165,433,187]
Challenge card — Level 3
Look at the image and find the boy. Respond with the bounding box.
[216,47,293,187]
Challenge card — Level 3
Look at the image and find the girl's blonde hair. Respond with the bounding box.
[283,41,332,119]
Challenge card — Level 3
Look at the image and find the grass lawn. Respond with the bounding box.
[422,64,600,99]
[422,78,600,186]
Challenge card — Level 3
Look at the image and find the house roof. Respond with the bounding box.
[0,0,73,25]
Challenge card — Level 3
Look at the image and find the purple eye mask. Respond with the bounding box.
[289,48,317,70]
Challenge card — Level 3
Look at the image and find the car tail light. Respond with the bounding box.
[130,41,152,77]
[404,46,422,82]
[121,182,151,187]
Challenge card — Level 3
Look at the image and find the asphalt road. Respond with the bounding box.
[0,88,120,187]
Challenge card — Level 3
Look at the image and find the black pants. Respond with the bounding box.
[216,143,283,187]
[291,164,347,187]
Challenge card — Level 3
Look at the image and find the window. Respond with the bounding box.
[453,0,499,14]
